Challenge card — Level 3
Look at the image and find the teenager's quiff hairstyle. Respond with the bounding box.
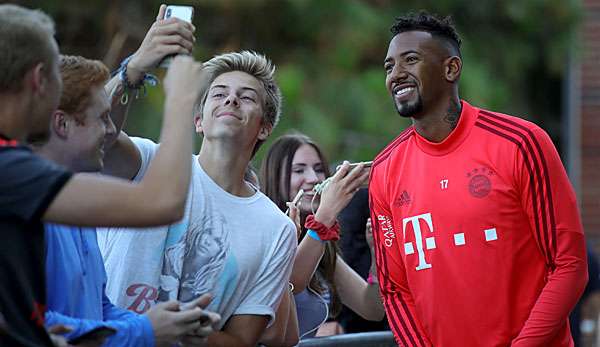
[200,50,282,129]
[0,4,57,92]
[59,55,110,124]
[391,11,462,54]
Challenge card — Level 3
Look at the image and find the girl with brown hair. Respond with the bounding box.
[260,132,384,340]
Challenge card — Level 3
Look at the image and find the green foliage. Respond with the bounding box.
[22,0,581,163]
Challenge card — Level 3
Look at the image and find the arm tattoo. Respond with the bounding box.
[444,100,462,130]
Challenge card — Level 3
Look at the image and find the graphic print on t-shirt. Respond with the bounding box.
[159,196,231,303]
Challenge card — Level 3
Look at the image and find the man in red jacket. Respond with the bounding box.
[369,11,587,347]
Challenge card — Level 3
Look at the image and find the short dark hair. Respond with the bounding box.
[391,11,461,54]
[0,4,56,93]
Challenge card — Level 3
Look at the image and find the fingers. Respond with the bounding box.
[346,168,370,192]
[48,324,73,335]
[158,300,182,312]
[156,19,195,41]
[157,4,167,21]
[188,293,213,310]
[334,164,368,196]
[205,311,221,328]
[156,44,190,59]
[176,307,205,324]
[332,161,350,182]
[156,35,194,53]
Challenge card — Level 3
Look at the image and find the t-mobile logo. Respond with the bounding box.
[402,213,436,271]
[402,212,499,271]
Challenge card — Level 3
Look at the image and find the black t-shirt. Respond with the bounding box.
[0,139,71,347]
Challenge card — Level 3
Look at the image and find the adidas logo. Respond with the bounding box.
[394,190,411,207]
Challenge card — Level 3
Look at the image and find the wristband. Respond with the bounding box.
[304,214,340,241]
[307,229,323,242]
[112,55,158,104]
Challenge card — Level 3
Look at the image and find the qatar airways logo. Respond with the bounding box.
[402,212,499,271]
[377,215,395,247]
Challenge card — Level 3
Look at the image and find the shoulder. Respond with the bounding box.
[369,127,414,194]
[130,136,159,155]
[128,136,160,180]
[254,193,297,241]
[372,126,415,169]
[474,108,547,141]
[0,147,70,183]
[255,192,295,227]
[0,145,40,166]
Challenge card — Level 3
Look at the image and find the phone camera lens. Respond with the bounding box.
[166,9,172,18]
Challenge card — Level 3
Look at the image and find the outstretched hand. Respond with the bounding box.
[127,4,196,84]
[314,162,370,227]
[179,294,221,347]
[147,294,219,347]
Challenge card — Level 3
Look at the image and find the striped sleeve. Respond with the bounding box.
[477,111,587,345]
[368,167,431,347]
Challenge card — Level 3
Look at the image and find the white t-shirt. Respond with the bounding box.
[97,137,296,328]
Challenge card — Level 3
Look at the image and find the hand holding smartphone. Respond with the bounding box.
[159,5,195,68]
[336,161,373,172]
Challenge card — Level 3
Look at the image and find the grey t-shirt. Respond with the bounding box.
[98,137,297,328]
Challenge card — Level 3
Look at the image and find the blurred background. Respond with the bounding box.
[6,0,600,345]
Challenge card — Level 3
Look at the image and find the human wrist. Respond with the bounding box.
[113,54,158,103]
[125,55,145,86]
[304,214,340,241]
[314,208,336,228]
[306,229,324,243]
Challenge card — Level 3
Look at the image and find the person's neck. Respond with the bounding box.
[0,94,31,141]
[198,139,255,197]
[33,141,81,172]
[412,95,462,143]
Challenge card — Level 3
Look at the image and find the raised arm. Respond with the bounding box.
[103,4,195,180]
[43,56,206,227]
[290,163,369,293]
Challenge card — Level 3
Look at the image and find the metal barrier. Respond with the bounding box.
[298,331,397,347]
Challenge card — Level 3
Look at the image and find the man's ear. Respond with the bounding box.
[51,110,70,139]
[257,121,272,141]
[25,62,47,95]
[444,56,462,83]
[194,114,203,134]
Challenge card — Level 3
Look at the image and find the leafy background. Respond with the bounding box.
[10,0,581,166]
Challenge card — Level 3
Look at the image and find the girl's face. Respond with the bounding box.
[288,144,326,214]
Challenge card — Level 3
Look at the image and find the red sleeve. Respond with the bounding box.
[511,127,587,346]
[369,170,432,347]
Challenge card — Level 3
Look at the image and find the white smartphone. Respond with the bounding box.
[336,161,373,171]
[159,5,195,68]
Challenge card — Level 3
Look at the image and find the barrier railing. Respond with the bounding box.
[298,331,397,347]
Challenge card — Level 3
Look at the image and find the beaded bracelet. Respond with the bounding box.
[112,55,158,104]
